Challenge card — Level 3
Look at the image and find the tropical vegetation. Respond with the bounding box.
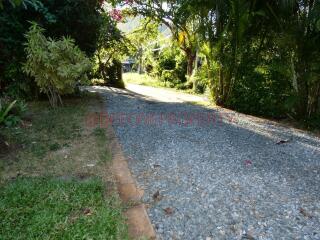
[118,0,320,127]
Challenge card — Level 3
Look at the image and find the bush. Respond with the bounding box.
[155,46,188,87]
[0,1,47,99]
[176,82,192,90]
[0,100,17,126]
[161,70,178,87]
[105,60,125,89]
[24,23,92,107]
[93,60,125,88]
[156,49,176,77]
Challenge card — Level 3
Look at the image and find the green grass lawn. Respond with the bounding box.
[0,178,127,240]
[0,94,128,240]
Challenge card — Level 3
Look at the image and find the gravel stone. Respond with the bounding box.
[98,85,320,240]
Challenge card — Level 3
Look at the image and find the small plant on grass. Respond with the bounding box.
[0,99,16,126]
[24,23,92,108]
[0,99,26,127]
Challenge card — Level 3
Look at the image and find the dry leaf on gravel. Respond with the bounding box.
[152,190,162,201]
[299,207,313,219]
[163,207,174,215]
[244,160,252,166]
[276,139,290,145]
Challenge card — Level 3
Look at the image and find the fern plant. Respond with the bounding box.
[24,23,92,107]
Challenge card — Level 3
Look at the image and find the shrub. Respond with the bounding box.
[93,60,125,89]
[161,70,179,87]
[155,46,188,87]
[156,50,176,77]
[105,60,125,89]
[0,1,47,99]
[24,23,92,107]
[303,114,320,130]
[190,65,209,94]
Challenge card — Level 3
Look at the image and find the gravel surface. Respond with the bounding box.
[95,85,320,240]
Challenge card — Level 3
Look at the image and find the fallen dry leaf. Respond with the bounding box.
[83,208,92,216]
[299,207,312,219]
[242,233,255,240]
[163,207,174,215]
[152,190,162,201]
[21,121,32,128]
[244,160,252,166]
[276,139,290,145]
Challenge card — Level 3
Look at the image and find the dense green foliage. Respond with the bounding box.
[43,0,103,57]
[103,59,125,88]
[24,24,92,107]
[156,47,187,86]
[121,0,320,124]
[0,0,104,99]
[93,12,127,87]
[2,0,320,124]
[0,0,50,98]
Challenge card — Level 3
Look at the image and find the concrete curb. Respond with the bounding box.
[103,96,156,240]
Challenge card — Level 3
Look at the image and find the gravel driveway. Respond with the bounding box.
[97,84,320,240]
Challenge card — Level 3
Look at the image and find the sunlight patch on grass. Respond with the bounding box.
[123,72,164,88]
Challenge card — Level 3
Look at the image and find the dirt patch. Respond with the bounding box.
[0,95,114,184]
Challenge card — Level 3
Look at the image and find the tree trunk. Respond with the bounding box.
[187,54,195,76]
[138,48,143,74]
[138,56,143,74]
[183,47,196,77]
